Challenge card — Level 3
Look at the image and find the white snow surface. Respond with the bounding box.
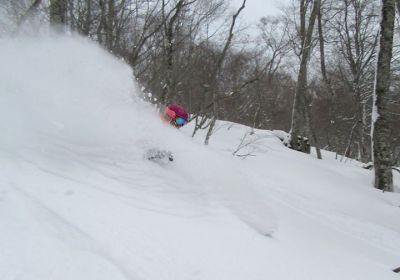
[1,34,400,280]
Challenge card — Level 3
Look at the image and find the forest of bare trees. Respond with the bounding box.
[1,0,399,190]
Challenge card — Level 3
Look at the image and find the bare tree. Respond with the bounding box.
[127,0,166,66]
[204,0,246,145]
[289,0,320,153]
[331,0,378,161]
[248,16,291,129]
[160,0,189,104]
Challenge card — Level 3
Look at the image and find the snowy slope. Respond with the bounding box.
[0,34,400,280]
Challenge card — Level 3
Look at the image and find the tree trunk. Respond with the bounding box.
[289,0,320,153]
[106,0,115,50]
[49,0,66,27]
[204,117,216,145]
[372,0,395,191]
[204,0,246,145]
[161,0,185,105]
[83,0,92,36]
[359,102,369,162]
[97,0,107,44]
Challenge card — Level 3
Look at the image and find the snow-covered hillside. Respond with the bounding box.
[0,34,399,280]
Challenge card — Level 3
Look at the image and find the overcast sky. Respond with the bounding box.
[231,0,289,22]
[229,0,290,39]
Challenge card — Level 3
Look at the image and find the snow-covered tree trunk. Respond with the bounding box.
[372,0,395,191]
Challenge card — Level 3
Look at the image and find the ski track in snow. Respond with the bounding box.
[12,148,215,219]
[1,154,217,280]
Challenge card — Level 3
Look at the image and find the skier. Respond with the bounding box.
[145,104,189,163]
[162,104,189,128]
